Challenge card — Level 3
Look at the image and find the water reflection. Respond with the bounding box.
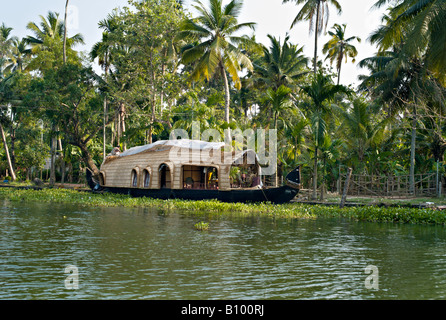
[1,201,446,300]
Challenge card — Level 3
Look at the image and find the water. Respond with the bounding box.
[1,200,446,300]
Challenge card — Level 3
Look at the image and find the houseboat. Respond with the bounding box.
[86,139,301,204]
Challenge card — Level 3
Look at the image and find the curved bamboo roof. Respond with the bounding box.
[118,139,226,158]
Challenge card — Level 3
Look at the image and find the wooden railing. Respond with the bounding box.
[183,182,218,190]
[339,173,441,197]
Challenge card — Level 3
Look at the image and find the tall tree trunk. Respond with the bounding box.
[63,0,69,64]
[0,122,16,181]
[313,1,321,76]
[103,97,107,161]
[103,63,109,161]
[120,103,126,151]
[220,62,231,143]
[78,142,100,177]
[320,154,326,201]
[409,105,417,194]
[337,46,344,85]
[116,109,121,148]
[312,146,318,200]
[337,63,342,85]
[148,90,156,145]
[60,0,69,184]
[274,112,279,187]
[58,138,65,184]
[10,125,16,170]
[50,134,56,186]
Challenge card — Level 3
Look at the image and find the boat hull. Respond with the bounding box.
[86,166,301,204]
[101,185,298,204]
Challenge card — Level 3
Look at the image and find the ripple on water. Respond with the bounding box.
[1,202,446,299]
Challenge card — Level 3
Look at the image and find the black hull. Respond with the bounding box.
[101,185,298,204]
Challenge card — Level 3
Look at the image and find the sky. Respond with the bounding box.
[2,0,386,87]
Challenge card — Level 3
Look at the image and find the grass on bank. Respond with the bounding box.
[0,188,445,225]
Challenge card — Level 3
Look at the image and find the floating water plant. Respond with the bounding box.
[0,188,445,225]
[194,221,209,231]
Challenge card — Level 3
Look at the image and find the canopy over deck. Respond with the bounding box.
[118,139,226,158]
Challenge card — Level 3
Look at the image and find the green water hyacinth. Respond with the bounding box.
[0,188,445,225]
[194,221,209,231]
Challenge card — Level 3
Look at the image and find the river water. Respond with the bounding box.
[1,200,446,300]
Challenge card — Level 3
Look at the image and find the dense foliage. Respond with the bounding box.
[0,0,444,200]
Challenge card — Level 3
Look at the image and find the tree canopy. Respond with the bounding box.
[0,0,444,199]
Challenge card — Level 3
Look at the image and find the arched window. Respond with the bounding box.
[143,170,151,188]
[131,169,138,188]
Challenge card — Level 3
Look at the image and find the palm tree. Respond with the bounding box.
[91,12,120,159]
[177,0,257,139]
[90,11,120,74]
[372,0,446,85]
[260,85,294,186]
[322,23,361,85]
[359,46,444,193]
[3,38,32,73]
[280,115,309,173]
[254,34,309,90]
[26,11,84,185]
[0,23,15,64]
[63,0,69,64]
[0,74,17,181]
[282,0,342,75]
[338,97,389,170]
[300,71,350,199]
[318,134,343,199]
[26,11,84,54]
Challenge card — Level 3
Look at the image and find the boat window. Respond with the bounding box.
[230,152,261,189]
[143,170,150,188]
[182,165,218,190]
[131,170,138,188]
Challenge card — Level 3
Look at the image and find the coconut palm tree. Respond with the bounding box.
[0,74,17,181]
[261,85,294,131]
[371,0,446,84]
[63,0,69,64]
[91,13,119,160]
[90,11,121,74]
[26,11,84,54]
[359,46,445,193]
[300,71,350,199]
[3,38,32,73]
[254,34,309,90]
[260,85,294,186]
[0,23,15,65]
[177,0,257,138]
[282,0,342,75]
[338,97,390,169]
[322,23,361,85]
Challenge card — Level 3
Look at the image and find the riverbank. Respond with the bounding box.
[0,187,445,225]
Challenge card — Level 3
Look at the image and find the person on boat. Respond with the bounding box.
[107,147,121,157]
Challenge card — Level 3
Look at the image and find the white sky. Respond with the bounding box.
[2,0,385,87]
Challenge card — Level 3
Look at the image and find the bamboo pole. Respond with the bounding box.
[340,168,352,209]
